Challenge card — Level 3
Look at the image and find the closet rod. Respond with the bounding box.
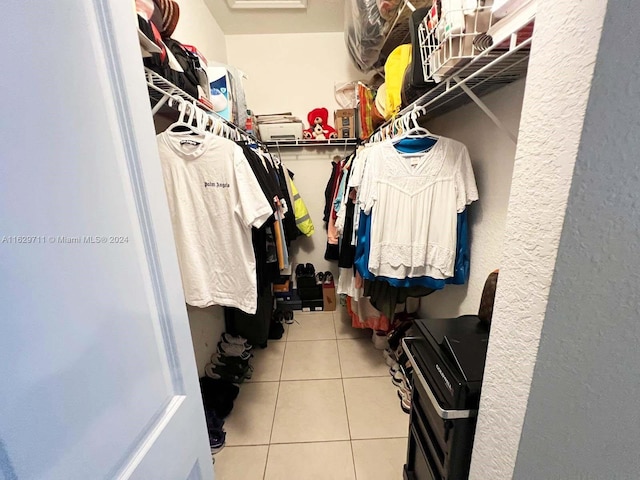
[145,68,265,148]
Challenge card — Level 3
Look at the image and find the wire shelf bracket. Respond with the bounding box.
[456,75,518,143]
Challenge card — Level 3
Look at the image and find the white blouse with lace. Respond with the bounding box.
[359,138,478,280]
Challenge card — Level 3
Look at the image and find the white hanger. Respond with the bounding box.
[391,106,436,144]
[167,99,205,136]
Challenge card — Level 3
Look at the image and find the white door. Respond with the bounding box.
[0,1,214,479]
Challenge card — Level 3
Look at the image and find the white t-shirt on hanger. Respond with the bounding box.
[157,131,273,314]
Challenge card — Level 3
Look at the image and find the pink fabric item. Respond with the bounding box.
[347,296,391,332]
[136,0,155,20]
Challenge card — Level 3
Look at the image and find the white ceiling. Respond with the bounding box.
[204,0,345,35]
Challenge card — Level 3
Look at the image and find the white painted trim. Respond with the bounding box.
[226,0,307,9]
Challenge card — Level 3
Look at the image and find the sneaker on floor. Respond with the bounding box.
[208,357,253,378]
[205,410,225,431]
[372,331,390,350]
[397,388,412,414]
[383,349,398,367]
[221,333,252,349]
[209,428,226,454]
[389,364,402,377]
[210,352,251,368]
[205,363,250,383]
[391,369,408,388]
[283,309,294,324]
[269,322,285,340]
[387,320,413,350]
[217,341,252,360]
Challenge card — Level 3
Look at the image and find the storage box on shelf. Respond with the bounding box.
[419,1,495,83]
[335,108,357,139]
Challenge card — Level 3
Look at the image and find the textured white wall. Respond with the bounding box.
[513,2,640,476]
[469,1,609,478]
[226,32,362,275]
[172,0,228,63]
[420,80,525,319]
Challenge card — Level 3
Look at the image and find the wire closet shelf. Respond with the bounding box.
[382,14,534,131]
[145,67,261,144]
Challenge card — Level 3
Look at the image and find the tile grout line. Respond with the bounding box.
[333,311,359,480]
[224,436,408,448]
[263,326,289,480]
[268,436,409,445]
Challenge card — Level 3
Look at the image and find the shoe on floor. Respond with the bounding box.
[205,363,250,383]
[391,369,406,386]
[397,388,412,414]
[205,410,225,431]
[209,428,226,454]
[221,332,252,349]
[269,319,285,339]
[210,352,251,368]
[208,356,253,378]
[217,341,252,360]
[372,331,390,350]
[305,263,316,277]
[383,349,398,367]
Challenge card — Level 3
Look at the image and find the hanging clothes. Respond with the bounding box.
[156,131,274,314]
[236,142,281,292]
[324,157,344,260]
[287,173,315,237]
[336,132,478,331]
[359,138,478,279]
[277,168,300,245]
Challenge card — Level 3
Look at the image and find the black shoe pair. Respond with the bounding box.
[273,308,294,325]
[387,320,413,350]
[315,271,334,285]
[295,263,315,278]
[205,358,253,384]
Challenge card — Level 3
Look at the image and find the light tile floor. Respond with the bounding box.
[214,309,409,480]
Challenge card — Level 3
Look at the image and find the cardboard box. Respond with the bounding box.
[273,279,291,293]
[302,299,324,312]
[334,109,356,139]
[322,285,337,311]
